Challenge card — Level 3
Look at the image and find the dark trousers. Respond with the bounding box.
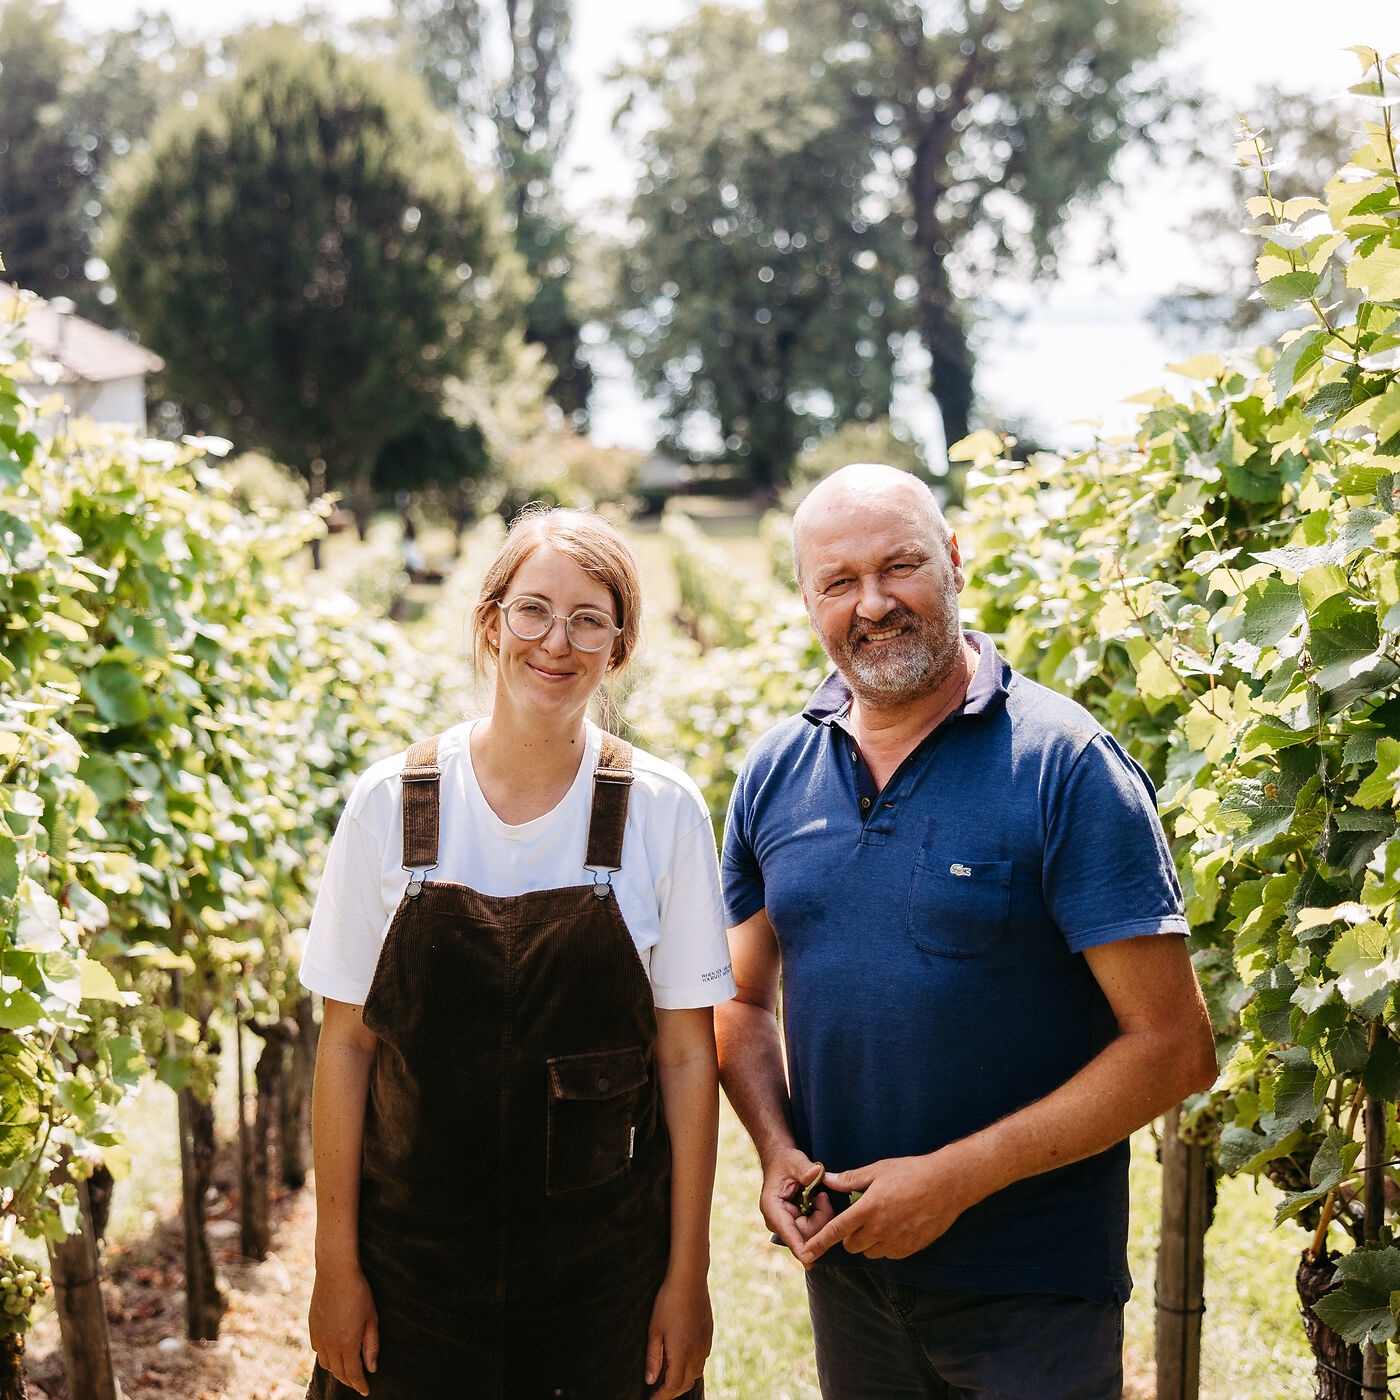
[806,1264,1124,1400]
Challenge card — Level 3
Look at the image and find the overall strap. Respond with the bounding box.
[584,732,634,878]
[400,736,442,887]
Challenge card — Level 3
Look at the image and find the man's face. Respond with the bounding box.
[797,494,965,707]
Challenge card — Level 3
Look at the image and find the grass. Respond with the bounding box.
[708,1104,821,1400]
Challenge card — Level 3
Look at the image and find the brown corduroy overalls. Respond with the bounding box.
[308,733,699,1399]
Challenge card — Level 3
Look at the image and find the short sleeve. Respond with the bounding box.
[298,797,397,1004]
[648,816,735,1009]
[1044,733,1189,954]
[720,766,766,927]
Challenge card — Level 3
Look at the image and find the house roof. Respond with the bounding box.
[2,286,163,384]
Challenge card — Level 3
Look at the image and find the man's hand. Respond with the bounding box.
[796,1151,970,1267]
[761,1149,839,1259]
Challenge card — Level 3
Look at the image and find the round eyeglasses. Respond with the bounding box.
[497,595,621,653]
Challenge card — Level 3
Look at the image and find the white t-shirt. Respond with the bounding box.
[299,720,736,1011]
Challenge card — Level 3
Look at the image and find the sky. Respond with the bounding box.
[59,0,1400,453]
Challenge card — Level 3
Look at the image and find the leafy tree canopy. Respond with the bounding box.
[386,0,592,421]
[0,3,91,302]
[0,0,208,318]
[615,3,915,494]
[788,0,1179,448]
[106,27,527,514]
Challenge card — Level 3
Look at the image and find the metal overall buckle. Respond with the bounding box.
[405,863,437,898]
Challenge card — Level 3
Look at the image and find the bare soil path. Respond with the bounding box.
[24,1165,317,1400]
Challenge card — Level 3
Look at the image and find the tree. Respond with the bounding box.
[0,3,88,300]
[61,12,210,318]
[390,0,593,421]
[615,4,913,494]
[809,0,1179,447]
[0,2,208,318]
[106,27,526,524]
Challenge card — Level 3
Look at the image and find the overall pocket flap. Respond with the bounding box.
[548,1046,648,1101]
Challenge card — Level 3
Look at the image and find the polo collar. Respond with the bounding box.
[802,630,1010,727]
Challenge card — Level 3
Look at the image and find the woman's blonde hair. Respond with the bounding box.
[471,506,642,677]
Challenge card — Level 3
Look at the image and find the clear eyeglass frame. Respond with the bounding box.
[496,595,621,653]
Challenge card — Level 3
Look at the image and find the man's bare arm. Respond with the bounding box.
[715,910,833,1253]
[804,933,1218,1265]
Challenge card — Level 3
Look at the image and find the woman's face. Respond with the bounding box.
[487,545,618,728]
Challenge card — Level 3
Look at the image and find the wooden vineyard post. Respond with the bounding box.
[240,1017,297,1261]
[46,1175,118,1400]
[177,1082,224,1339]
[281,993,318,1190]
[236,1006,254,1260]
[172,972,224,1341]
[1362,1097,1387,1400]
[1156,1105,1213,1400]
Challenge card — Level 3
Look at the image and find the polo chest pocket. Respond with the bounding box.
[545,1046,649,1196]
[907,855,1012,958]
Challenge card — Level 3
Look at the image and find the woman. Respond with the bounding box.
[301,508,734,1399]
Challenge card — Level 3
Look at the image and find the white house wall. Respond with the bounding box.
[18,374,149,438]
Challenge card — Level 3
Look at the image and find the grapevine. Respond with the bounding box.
[955,46,1400,1360]
[0,1251,48,1335]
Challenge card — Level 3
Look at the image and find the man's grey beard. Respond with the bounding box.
[834,607,962,707]
[846,640,937,697]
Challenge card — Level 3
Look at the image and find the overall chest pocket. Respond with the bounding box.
[546,1046,649,1196]
[906,855,1012,958]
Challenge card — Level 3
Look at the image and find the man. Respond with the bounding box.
[716,463,1217,1399]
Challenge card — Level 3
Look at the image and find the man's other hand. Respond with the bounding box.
[761,1149,838,1259]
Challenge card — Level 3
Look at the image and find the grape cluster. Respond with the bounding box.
[0,1251,49,1329]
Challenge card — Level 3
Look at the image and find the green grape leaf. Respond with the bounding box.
[0,988,43,1031]
[1353,737,1400,807]
[1304,381,1356,421]
[1363,1030,1400,1099]
[1272,328,1326,399]
[1218,779,1297,849]
[1242,578,1304,647]
[103,1036,147,1089]
[77,753,127,807]
[1217,1123,1269,1174]
[155,1053,190,1094]
[1261,270,1321,311]
[1269,1052,1323,1134]
[83,661,152,728]
[1298,1002,1369,1077]
[1347,243,1400,301]
[77,960,125,1004]
[1328,922,1396,1004]
[1311,1247,1400,1346]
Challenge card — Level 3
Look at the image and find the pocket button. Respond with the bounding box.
[597,1076,611,1092]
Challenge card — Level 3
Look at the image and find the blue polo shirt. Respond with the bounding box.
[722,632,1187,1304]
